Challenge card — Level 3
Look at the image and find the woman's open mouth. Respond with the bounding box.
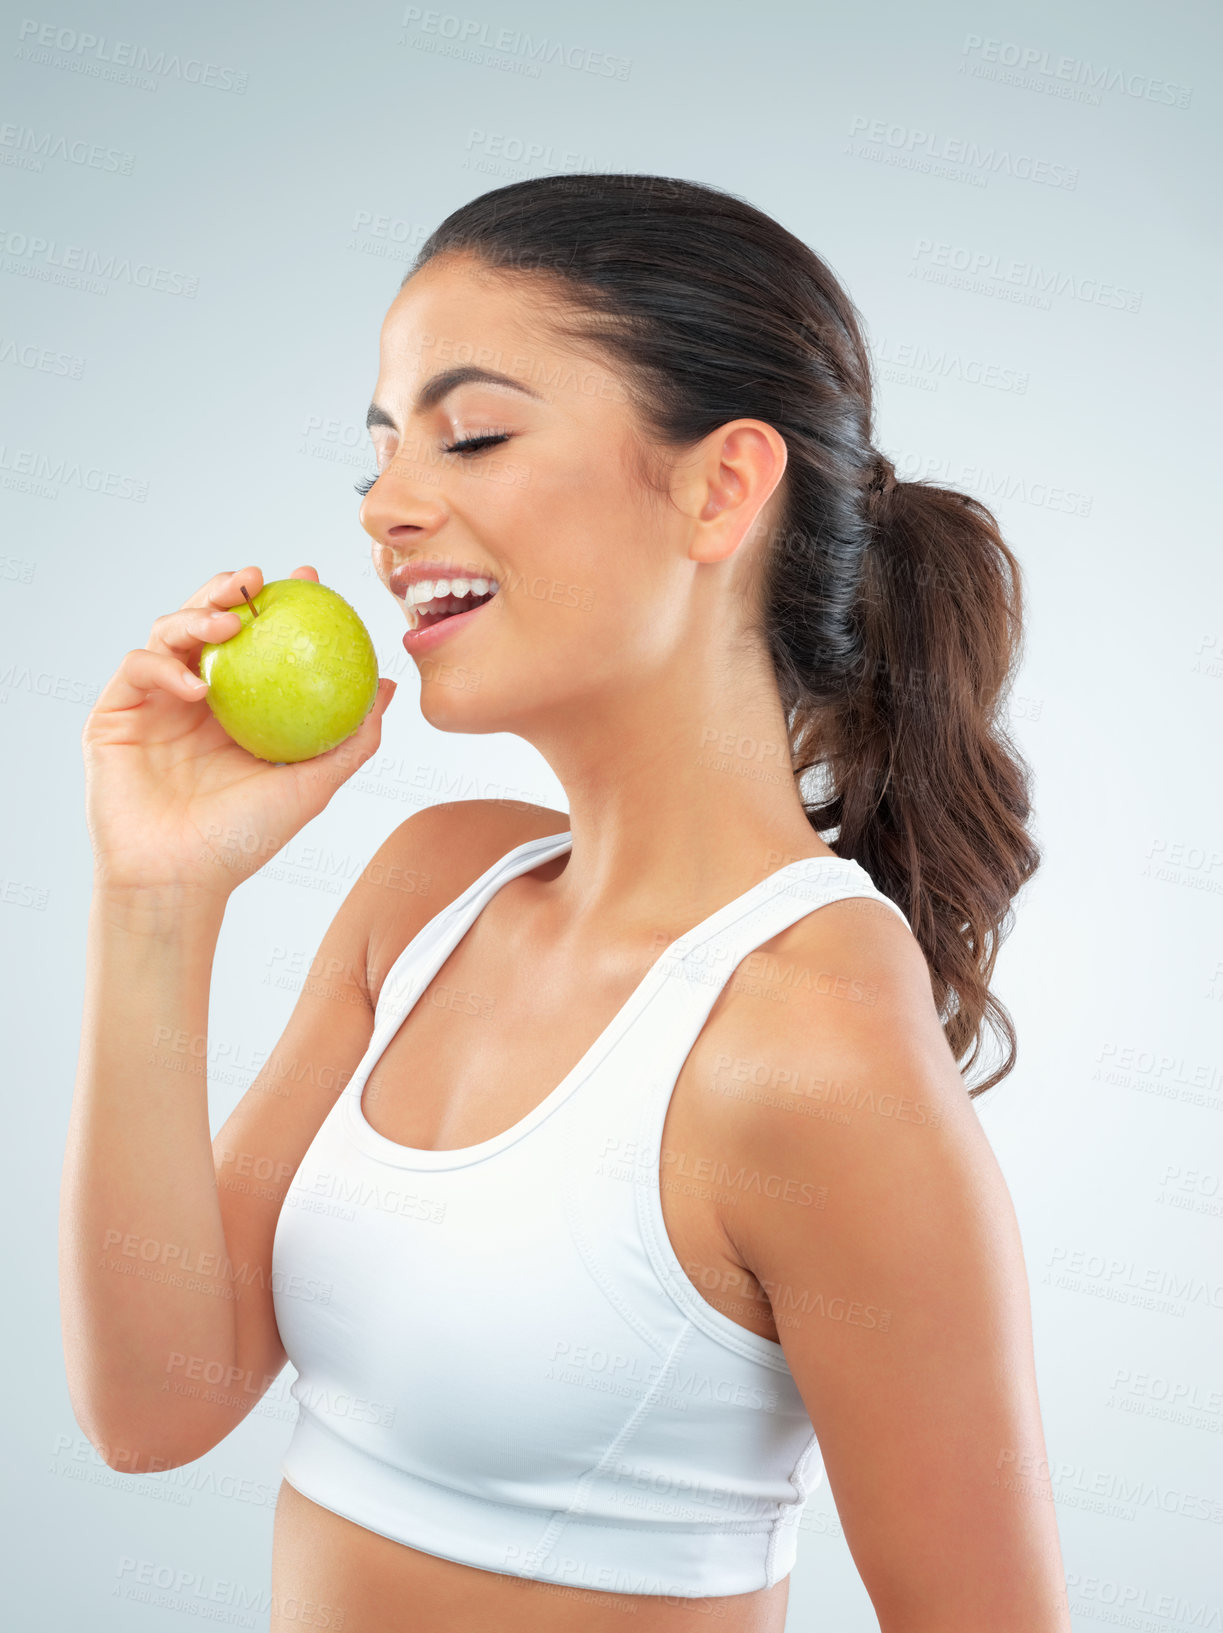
[401,575,501,656]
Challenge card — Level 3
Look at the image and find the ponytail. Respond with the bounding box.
[792,465,1040,1094]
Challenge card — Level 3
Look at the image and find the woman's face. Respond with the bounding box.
[360,252,766,738]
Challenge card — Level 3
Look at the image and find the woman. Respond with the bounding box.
[63,174,1069,1631]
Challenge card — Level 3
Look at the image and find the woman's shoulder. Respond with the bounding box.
[708,894,995,1318]
[385,797,570,866]
[722,882,937,1054]
[701,888,963,1165]
[360,800,570,1003]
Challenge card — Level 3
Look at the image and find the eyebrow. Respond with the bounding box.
[365,365,544,432]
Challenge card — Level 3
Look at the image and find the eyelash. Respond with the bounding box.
[353,432,511,497]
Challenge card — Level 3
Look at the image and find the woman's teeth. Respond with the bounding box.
[404,576,500,631]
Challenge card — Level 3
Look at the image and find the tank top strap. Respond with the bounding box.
[668,851,909,1007]
[373,829,575,1027]
[659,855,907,1045]
[608,853,911,1140]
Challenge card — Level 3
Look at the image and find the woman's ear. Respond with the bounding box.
[682,420,788,565]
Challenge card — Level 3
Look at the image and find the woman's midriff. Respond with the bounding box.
[270,1475,791,1632]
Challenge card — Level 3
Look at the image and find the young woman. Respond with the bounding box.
[62,174,1069,1632]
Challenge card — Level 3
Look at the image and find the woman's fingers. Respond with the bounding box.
[149,605,242,656]
[178,566,260,609]
[145,568,263,657]
[99,565,326,714]
[96,646,213,714]
[181,566,265,618]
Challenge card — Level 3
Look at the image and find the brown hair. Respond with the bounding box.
[406,174,1040,1094]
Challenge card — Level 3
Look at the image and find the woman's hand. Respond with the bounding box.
[82,564,397,899]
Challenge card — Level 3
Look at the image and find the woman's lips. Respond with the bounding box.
[400,592,497,657]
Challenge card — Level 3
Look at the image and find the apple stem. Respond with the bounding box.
[241,586,260,617]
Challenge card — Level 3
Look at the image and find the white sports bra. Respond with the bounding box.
[271,829,911,1599]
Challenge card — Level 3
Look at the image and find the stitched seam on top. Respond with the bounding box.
[521,1319,698,1569]
[562,1181,672,1359]
[291,1415,779,1541]
[764,1430,823,1583]
[624,973,793,1374]
[633,1138,793,1373]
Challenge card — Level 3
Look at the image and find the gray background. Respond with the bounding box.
[2,0,1219,1625]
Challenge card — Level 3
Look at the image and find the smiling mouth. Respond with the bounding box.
[403,579,501,632]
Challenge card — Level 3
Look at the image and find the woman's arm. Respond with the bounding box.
[60,883,236,1471]
[60,561,397,1474]
[713,900,1071,1632]
[58,865,385,1476]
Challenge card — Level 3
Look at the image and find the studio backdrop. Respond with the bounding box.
[2,0,1218,1627]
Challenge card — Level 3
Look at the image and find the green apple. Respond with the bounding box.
[199,579,379,763]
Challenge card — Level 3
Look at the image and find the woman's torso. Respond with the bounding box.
[269,811,898,1632]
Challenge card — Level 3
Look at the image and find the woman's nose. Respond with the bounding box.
[359,444,449,543]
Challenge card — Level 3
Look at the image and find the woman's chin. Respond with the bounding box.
[414,675,508,735]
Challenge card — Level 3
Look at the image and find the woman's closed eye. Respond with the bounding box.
[354,431,511,496]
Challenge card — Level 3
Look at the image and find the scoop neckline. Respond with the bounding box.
[341,830,852,1172]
